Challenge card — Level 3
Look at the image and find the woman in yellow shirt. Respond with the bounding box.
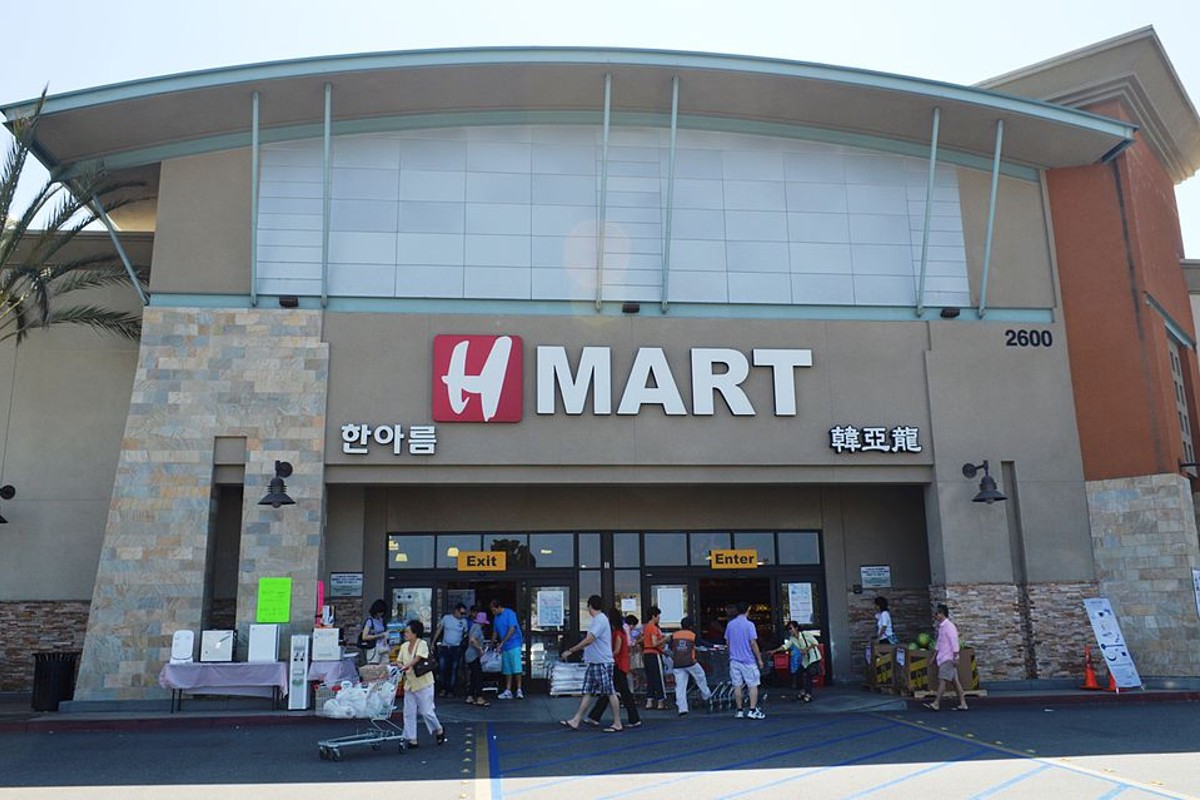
[397,620,447,747]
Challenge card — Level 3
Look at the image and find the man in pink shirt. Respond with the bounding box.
[924,603,968,711]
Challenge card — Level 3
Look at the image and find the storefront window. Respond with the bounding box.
[734,532,776,565]
[614,570,641,623]
[644,532,687,565]
[578,533,600,568]
[392,587,432,631]
[436,534,481,569]
[487,533,532,568]
[651,584,688,629]
[530,533,574,568]
[778,531,822,564]
[578,570,601,631]
[689,532,731,566]
[613,532,640,567]
[387,534,434,569]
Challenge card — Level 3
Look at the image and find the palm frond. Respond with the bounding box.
[1,303,142,344]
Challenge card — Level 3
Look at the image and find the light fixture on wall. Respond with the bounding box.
[0,485,14,523]
[962,460,1007,504]
[257,461,295,508]
[621,302,641,314]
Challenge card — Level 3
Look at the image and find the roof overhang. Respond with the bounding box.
[3,47,1137,202]
[981,27,1200,184]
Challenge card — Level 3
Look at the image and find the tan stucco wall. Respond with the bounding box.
[150,150,251,295]
[958,168,1056,309]
[0,281,142,601]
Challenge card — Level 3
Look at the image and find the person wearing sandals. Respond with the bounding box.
[558,594,623,732]
[641,606,668,711]
[398,620,448,748]
[464,609,490,707]
[925,604,969,712]
[586,607,641,728]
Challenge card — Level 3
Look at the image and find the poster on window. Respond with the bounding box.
[657,587,685,627]
[1083,597,1142,690]
[1193,569,1200,620]
[537,590,564,628]
[788,583,814,625]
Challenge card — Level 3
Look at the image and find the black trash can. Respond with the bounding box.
[31,652,80,712]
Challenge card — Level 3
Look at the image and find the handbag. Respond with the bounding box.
[408,641,435,677]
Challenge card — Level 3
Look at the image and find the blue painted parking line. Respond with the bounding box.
[718,731,944,798]
[1095,786,1129,800]
[843,745,994,798]
[968,764,1052,799]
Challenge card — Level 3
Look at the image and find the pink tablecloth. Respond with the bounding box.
[159,662,289,698]
[306,658,359,687]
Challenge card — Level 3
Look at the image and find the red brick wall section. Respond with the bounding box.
[845,587,931,681]
[0,601,90,692]
[1047,97,1197,482]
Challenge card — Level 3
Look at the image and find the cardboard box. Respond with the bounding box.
[864,643,896,689]
[901,647,977,694]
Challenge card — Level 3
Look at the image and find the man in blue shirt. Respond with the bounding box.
[724,601,766,719]
[489,598,525,699]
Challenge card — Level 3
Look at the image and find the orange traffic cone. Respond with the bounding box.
[1105,670,1117,692]
[1080,646,1100,690]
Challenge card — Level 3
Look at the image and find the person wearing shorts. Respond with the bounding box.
[490,598,525,700]
[559,595,623,732]
[724,601,765,719]
[924,603,968,711]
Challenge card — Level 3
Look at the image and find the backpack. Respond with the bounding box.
[670,635,696,667]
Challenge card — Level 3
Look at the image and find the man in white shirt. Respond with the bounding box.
[432,603,469,698]
[558,594,623,732]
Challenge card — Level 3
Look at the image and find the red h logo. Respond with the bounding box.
[432,335,523,422]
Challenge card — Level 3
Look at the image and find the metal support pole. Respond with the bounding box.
[915,107,940,318]
[595,73,612,313]
[321,83,332,309]
[978,119,1005,319]
[250,91,260,308]
[91,195,149,307]
[661,75,679,313]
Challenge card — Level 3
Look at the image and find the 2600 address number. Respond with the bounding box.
[1004,329,1053,347]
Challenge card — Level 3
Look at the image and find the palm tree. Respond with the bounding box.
[0,92,147,345]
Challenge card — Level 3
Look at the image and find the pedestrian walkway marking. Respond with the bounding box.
[967,764,1051,799]
[883,713,1194,800]
[477,722,494,800]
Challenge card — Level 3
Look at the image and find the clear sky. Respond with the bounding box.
[3,0,1198,254]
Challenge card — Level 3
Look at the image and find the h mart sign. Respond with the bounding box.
[457,551,507,571]
[432,334,813,421]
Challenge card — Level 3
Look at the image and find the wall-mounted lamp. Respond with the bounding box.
[0,485,14,523]
[961,460,1007,504]
[257,461,295,508]
[278,295,299,309]
[621,302,641,314]
[939,307,961,319]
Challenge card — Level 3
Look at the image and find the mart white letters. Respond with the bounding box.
[536,346,812,416]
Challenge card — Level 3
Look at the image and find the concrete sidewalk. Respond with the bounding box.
[2,679,1197,733]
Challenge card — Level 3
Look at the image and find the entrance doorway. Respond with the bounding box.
[698,577,777,647]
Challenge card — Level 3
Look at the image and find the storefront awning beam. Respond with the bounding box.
[915,107,940,318]
[91,194,149,307]
[662,75,679,314]
[978,119,1004,319]
[321,83,332,309]
[595,73,612,313]
[250,91,260,308]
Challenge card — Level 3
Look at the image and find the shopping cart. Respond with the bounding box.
[316,666,406,761]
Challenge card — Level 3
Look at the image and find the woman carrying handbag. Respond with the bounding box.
[397,620,447,748]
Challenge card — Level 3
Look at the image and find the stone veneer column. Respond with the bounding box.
[1087,473,1200,677]
[930,584,1026,683]
[74,308,328,702]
